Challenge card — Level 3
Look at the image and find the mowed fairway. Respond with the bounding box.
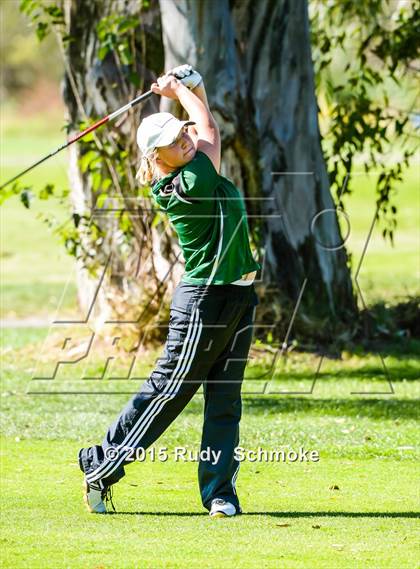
[1,110,419,568]
[1,326,419,568]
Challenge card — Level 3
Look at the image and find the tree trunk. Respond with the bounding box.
[61,0,358,347]
[160,0,358,342]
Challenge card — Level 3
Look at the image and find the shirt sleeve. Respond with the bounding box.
[180,151,219,198]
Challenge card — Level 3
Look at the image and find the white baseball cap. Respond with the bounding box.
[137,112,195,156]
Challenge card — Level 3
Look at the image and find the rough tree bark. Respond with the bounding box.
[62,0,358,346]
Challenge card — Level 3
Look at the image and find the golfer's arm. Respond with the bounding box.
[175,83,221,172]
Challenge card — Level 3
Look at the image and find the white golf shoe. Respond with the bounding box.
[83,479,115,514]
[209,498,240,518]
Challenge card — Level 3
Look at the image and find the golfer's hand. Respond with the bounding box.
[151,74,183,100]
[167,64,202,90]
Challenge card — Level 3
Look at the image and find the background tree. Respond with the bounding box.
[310,0,419,244]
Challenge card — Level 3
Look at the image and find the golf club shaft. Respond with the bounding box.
[0,89,153,191]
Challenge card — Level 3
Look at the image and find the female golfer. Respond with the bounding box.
[79,65,260,517]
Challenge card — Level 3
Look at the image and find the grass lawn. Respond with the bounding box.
[1,107,77,319]
[1,328,419,568]
[1,440,418,569]
[341,165,419,304]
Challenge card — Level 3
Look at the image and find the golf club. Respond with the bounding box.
[0,89,154,191]
[0,65,198,192]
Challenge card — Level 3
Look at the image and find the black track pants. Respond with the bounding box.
[79,281,259,512]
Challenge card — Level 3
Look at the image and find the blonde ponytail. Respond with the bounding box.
[136,151,158,185]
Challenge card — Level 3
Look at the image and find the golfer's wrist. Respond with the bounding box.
[173,82,189,98]
[190,82,209,110]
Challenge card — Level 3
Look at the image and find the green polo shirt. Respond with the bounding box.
[151,150,260,285]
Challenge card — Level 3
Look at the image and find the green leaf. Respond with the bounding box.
[117,17,139,34]
[98,45,110,60]
[91,171,102,191]
[102,178,112,191]
[44,5,64,19]
[20,189,34,209]
[151,212,163,228]
[19,0,38,16]
[119,211,132,232]
[95,193,108,209]
[36,21,49,41]
[79,150,99,172]
[119,45,133,66]
[38,183,55,200]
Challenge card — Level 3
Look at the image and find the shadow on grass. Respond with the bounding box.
[108,510,420,518]
[247,364,420,382]
[241,397,419,420]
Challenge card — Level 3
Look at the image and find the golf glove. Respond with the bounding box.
[167,64,202,90]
